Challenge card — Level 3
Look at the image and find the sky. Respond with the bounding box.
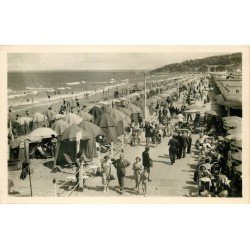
[8,52,226,71]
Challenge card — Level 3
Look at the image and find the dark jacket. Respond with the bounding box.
[182,134,189,147]
[168,138,179,151]
[113,159,130,176]
[145,125,153,138]
[142,150,151,168]
[176,134,184,147]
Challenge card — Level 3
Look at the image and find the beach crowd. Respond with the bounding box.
[8,74,242,197]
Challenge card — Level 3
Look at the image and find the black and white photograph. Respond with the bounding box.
[3,46,248,201]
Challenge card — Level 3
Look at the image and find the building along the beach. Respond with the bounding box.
[214,78,242,117]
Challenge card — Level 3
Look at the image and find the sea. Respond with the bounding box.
[8,70,178,111]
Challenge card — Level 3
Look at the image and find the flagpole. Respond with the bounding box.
[144,71,147,121]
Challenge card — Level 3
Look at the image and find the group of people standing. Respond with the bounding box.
[168,130,192,165]
[99,146,152,196]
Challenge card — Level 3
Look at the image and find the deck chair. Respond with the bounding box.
[63,153,76,167]
[36,147,51,158]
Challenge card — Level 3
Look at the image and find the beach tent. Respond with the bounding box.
[63,113,83,125]
[107,108,131,135]
[26,127,57,142]
[77,121,102,140]
[78,110,93,121]
[55,124,97,165]
[94,113,119,143]
[127,103,142,124]
[52,120,70,135]
[9,137,30,164]
[107,108,131,126]
[32,112,47,129]
[89,106,104,120]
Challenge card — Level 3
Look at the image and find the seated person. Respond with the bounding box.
[198,165,214,190]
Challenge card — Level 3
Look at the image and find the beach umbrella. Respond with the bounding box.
[230,151,242,163]
[127,103,142,114]
[52,120,70,135]
[225,133,242,141]
[63,113,83,125]
[60,124,83,141]
[234,165,242,173]
[53,114,65,120]
[78,110,93,121]
[224,119,242,129]
[205,110,218,116]
[16,116,33,125]
[32,112,47,122]
[117,107,133,116]
[77,120,102,140]
[231,139,242,149]
[26,127,57,142]
[223,116,242,127]
[94,113,118,143]
[89,106,104,120]
[227,126,242,135]
[107,108,131,126]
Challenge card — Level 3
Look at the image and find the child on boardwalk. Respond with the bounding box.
[132,157,143,193]
[141,170,149,197]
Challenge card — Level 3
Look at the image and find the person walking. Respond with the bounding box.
[132,157,143,193]
[176,132,184,159]
[142,147,152,181]
[144,122,153,147]
[168,135,179,165]
[101,156,112,192]
[187,130,192,154]
[181,131,189,158]
[113,154,130,194]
